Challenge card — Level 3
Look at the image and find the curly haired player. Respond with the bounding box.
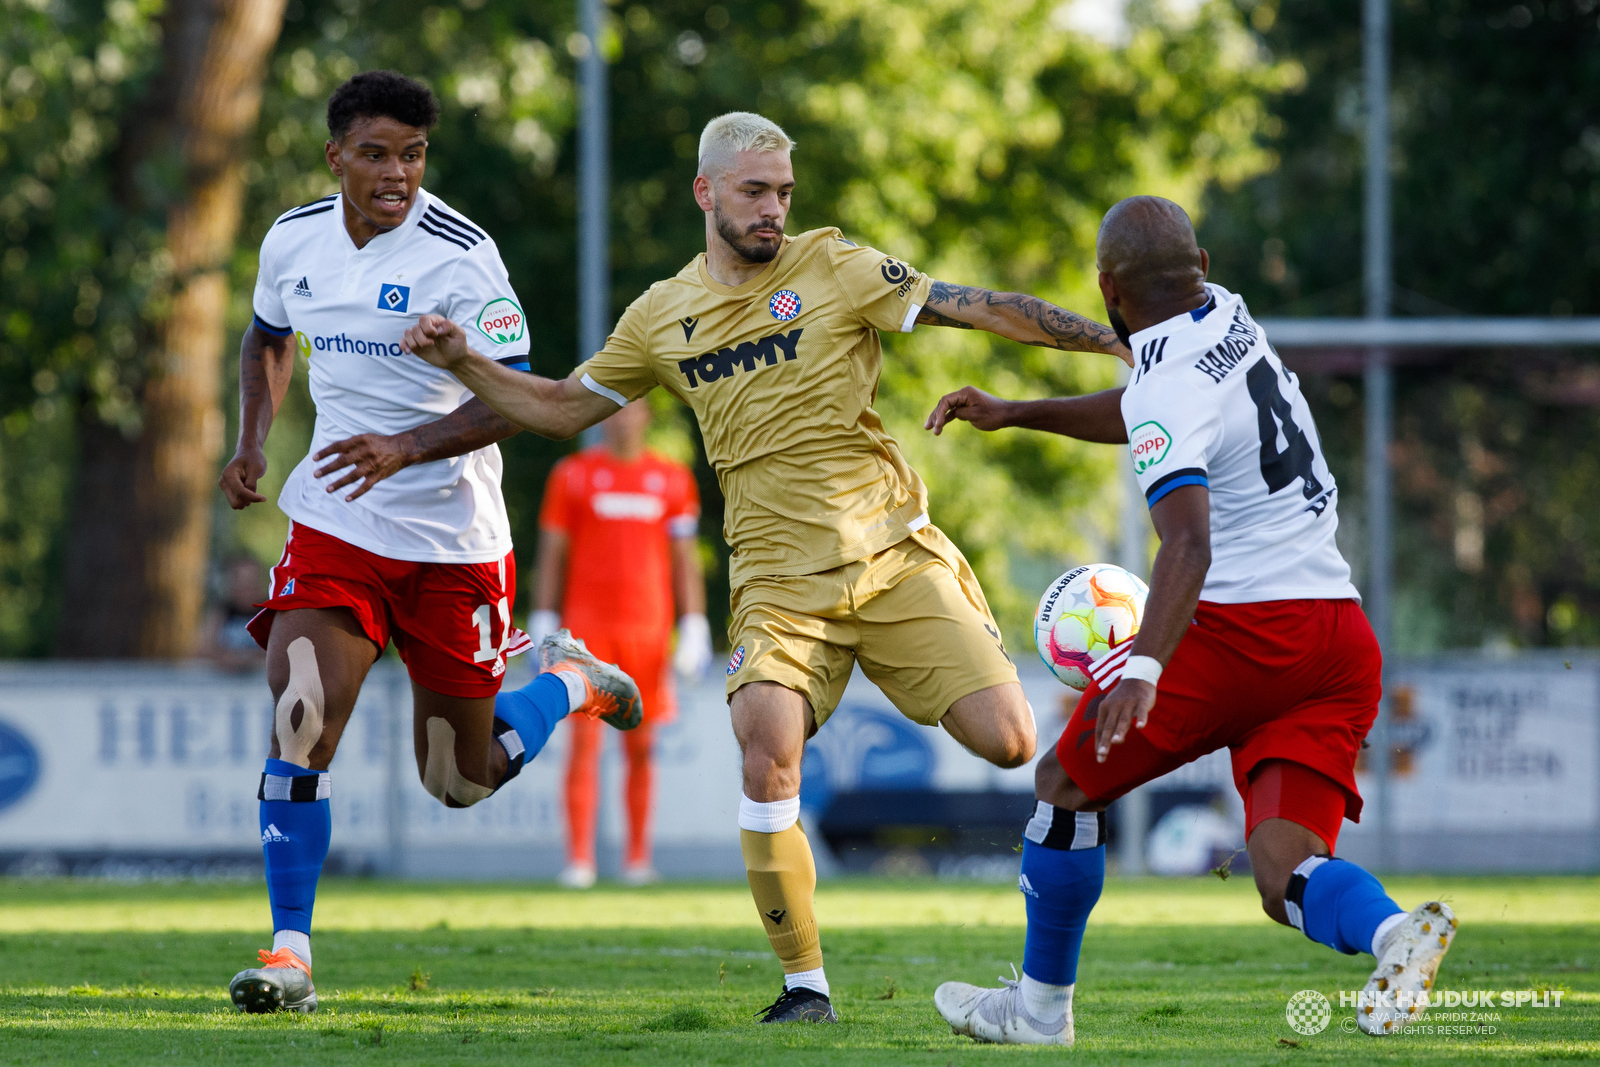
[218,70,640,1013]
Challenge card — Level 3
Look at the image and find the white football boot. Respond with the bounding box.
[558,862,597,889]
[620,862,660,886]
[935,967,1073,1046]
[1357,900,1458,1036]
[229,947,317,1013]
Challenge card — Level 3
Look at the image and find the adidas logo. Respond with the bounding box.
[293,276,312,297]
[764,908,787,926]
[262,824,290,843]
[1019,874,1039,899]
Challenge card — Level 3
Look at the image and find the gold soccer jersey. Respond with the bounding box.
[578,228,934,589]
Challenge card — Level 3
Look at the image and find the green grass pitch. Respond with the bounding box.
[0,874,1594,1064]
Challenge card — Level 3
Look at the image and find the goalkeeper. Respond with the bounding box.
[529,398,712,888]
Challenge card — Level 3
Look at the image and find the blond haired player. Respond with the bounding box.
[401,112,1129,1023]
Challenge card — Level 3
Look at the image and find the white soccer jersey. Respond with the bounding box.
[1121,283,1359,603]
[251,188,531,564]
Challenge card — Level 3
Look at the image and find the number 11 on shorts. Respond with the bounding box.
[471,599,512,663]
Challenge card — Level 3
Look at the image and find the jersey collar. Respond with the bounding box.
[1127,283,1228,351]
[695,236,790,297]
[336,187,428,254]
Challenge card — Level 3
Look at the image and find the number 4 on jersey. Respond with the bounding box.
[1245,358,1328,511]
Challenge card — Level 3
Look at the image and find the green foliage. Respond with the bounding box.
[1,0,1283,653]
[1199,0,1600,650]
[0,0,168,437]
[551,0,1288,641]
[0,0,169,656]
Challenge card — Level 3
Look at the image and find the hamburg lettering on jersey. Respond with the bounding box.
[677,327,803,388]
[1119,283,1359,605]
[1191,306,1261,384]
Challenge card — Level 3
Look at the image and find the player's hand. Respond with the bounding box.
[924,386,1014,435]
[1093,678,1156,763]
[313,433,412,501]
[402,314,469,369]
[673,613,714,679]
[219,447,268,509]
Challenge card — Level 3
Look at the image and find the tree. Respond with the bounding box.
[1,0,1283,656]
[1198,0,1600,650]
[1,0,287,657]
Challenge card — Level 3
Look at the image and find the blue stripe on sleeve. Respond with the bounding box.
[1145,467,1209,507]
[253,314,292,337]
[495,356,531,372]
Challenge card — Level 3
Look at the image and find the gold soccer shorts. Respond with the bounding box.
[724,525,1017,725]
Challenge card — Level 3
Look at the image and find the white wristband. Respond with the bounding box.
[1120,655,1163,687]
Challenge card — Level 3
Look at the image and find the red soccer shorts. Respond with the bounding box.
[247,521,532,698]
[1055,598,1380,853]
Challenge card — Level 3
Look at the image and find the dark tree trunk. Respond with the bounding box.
[55,0,285,658]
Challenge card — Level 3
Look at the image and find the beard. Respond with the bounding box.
[1108,305,1133,349]
[714,203,783,263]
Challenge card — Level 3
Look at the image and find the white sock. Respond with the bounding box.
[1371,911,1407,957]
[555,670,587,713]
[785,967,829,997]
[738,794,800,833]
[1020,974,1073,1020]
[272,929,312,968]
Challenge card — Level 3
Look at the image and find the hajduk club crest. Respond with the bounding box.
[769,290,801,322]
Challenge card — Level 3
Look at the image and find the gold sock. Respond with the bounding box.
[741,822,822,973]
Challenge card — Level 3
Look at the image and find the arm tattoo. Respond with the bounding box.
[922,280,1122,354]
[915,304,974,329]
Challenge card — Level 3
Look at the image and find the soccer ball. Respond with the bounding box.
[1034,564,1149,690]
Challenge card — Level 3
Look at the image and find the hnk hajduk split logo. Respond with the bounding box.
[1285,990,1332,1035]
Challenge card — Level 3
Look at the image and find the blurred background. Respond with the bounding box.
[0,0,1596,879]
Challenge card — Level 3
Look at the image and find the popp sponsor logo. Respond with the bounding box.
[1128,420,1171,474]
[477,298,525,344]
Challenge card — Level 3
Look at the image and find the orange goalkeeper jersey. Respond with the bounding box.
[539,447,700,636]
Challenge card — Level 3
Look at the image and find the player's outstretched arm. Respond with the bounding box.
[925,385,1128,443]
[1092,484,1210,762]
[917,281,1133,366]
[309,400,521,502]
[219,323,296,509]
[401,314,619,440]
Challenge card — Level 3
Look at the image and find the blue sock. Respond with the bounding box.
[1287,856,1403,955]
[1019,805,1107,986]
[492,672,571,782]
[258,759,332,936]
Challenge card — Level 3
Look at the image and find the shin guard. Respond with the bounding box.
[740,822,822,974]
[1020,803,1107,986]
[1285,855,1403,955]
[258,759,332,935]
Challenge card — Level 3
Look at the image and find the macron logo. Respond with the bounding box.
[1019,874,1039,898]
[262,824,290,844]
[293,277,312,298]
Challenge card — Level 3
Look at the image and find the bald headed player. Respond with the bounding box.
[400,112,1129,1023]
[924,196,1457,1045]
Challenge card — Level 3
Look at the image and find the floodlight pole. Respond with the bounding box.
[1363,0,1395,870]
[576,0,613,866]
[577,0,609,447]
[1116,362,1151,875]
